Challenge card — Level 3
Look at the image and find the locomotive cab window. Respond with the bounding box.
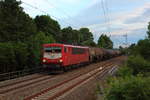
[44,47,62,53]
[43,47,62,59]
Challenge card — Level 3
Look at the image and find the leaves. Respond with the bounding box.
[0,0,36,42]
[127,56,150,76]
[106,77,150,100]
[59,27,96,46]
[34,15,60,41]
[98,34,113,49]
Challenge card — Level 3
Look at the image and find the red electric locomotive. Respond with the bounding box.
[42,43,89,71]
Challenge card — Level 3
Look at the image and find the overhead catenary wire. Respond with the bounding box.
[21,1,77,28]
[101,0,107,26]
[105,0,111,33]
[101,0,125,47]
[44,0,81,27]
[101,0,111,35]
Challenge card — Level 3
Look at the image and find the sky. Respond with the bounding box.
[19,0,150,48]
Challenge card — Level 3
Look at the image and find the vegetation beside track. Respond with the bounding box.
[96,22,150,100]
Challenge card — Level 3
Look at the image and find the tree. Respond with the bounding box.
[0,42,29,73]
[137,39,150,60]
[98,34,113,49]
[59,27,96,46]
[60,26,73,44]
[0,43,16,73]
[71,29,81,45]
[13,42,29,70]
[34,15,60,41]
[60,26,81,45]
[79,28,94,42]
[81,40,97,47]
[0,0,36,42]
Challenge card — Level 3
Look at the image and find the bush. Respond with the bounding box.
[127,56,150,76]
[105,76,150,100]
[0,42,29,73]
[0,43,16,73]
[116,66,133,78]
[13,42,29,70]
[137,39,150,61]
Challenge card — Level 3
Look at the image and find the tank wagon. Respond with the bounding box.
[42,43,120,71]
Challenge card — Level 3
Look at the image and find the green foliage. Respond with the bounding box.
[116,66,133,78]
[0,0,37,73]
[13,42,29,69]
[0,0,36,42]
[137,39,150,60]
[98,34,113,49]
[0,43,16,73]
[119,46,127,55]
[127,56,150,76]
[105,76,150,100]
[60,27,76,44]
[60,27,95,46]
[79,28,94,42]
[127,44,138,56]
[34,31,55,45]
[71,29,82,45]
[34,15,60,41]
[0,42,29,73]
[81,39,97,47]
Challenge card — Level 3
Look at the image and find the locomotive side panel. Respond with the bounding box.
[67,47,89,66]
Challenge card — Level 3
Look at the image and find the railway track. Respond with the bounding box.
[0,60,109,94]
[0,75,56,94]
[0,74,45,89]
[24,62,114,100]
[0,56,125,100]
[0,60,106,93]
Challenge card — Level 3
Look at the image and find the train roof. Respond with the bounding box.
[43,43,89,49]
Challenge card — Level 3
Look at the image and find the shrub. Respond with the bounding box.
[105,76,150,100]
[116,66,133,78]
[127,56,150,76]
[0,42,29,73]
[0,43,16,73]
[137,39,150,61]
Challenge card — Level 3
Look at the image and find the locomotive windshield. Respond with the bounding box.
[44,47,61,53]
[44,47,62,59]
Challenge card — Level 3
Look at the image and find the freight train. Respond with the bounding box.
[42,43,120,71]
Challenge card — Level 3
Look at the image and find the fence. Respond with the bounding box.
[0,67,42,81]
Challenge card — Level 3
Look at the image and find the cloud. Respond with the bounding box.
[82,2,150,43]
[124,3,150,24]
[18,0,150,47]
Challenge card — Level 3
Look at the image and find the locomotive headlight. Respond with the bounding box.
[43,59,46,63]
[59,59,63,62]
